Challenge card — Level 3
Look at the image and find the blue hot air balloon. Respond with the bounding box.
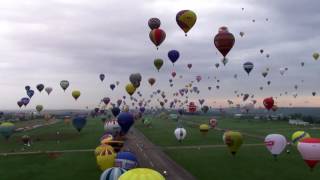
[111,107,121,117]
[72,116,87,132]
[100,74,105,82]
[168,50,180,65]
[100,167,126,180]
[110,84,116,91]
[114,151,138,170]
[139,107,145,113]
[0,122,15,140]
[36,84,44,92]
[25,85,31,91]
[117,112,134,134]
[27,90,34,98]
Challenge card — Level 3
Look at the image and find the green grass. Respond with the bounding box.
[136,115,320,180]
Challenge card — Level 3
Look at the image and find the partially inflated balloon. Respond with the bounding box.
[214,26,235,58]
[60,80,69,91]
[148,18,161,30]
[0,122,15,140]
[154,59,164,72]
[176,10,197,36]
[72,90,81,100]
[125,83,136,96]
[223,131,243,155]
[149,29,166,49]
[45,87,53,95]
[168,50,180,65]
[72,116,87,132]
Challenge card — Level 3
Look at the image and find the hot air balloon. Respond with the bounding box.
[110,84,116,91]
[201,105,209,113]
[209,118,218,128]
[187,63,192,69]
[168,50,180,65]
[243,62,254,75]
[45,87,53,95]
[72,90,81,100]
[96,145,116,171]
[148,18,160,30]
[196,75,202,82]
[171,71,176,78]
[125,83,136,96]
[176,10,197,36]
[0,122,15,140]
[215,63,220,68]
[100,167,127,180]
[104,120,121,137]
[188,102,197,113]
[60,80,69,91]
[129,73,142,88]
[263,97,274,110]
[103,97,111,105]
[118,168,165,180]
[115,151,138,170]
[36,84,44,92]
[279,68,286,76]
[111,107,121,117]
[21,135,31,146]
[199,124,209,135]
[36,105,43,113]
[117,112,134,134]
[262,71,268,78]
[72,116,87,132]
[264,134,287,159]
[27,90,34,98]
[148,78,156,86]
[174,127,186,142]
[154,59,164,72]
[239,31,244,37]
[297,138,320,170]
[214,26,235,58]
[221,58,228,66]
[25,85,31,91]
[292,131,311,145]
[149,29,166,49]
[223,131,243,155]
[21,97,30,107]
[313,52,319,60]
[17,101,23,108]
[100,74,105,82]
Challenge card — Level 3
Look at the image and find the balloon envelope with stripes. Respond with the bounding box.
[100,167,126,180]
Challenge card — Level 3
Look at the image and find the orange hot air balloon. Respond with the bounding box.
[214,26,235,58]
[149,29,166,49]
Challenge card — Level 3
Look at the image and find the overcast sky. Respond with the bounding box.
[0,0,319,110]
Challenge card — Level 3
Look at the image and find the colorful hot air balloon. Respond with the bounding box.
[297,138,320,170]
[100,167,127,180]
[0,122,15,140]
[264,134,287,159]
[174,127,187,142]
[199,124,209,135]
[45,87,53,95]
[243,62,254,75]
[36,105,43,113]
[60,80,69,91]
[214,26,235,58]
[154,59,164,72]
[72,90,81,100]
[117,112,134,134]
[104,120,121,137]
[176,10,197,36]
[115,151,138,170]
[223,131,243,155]
[36,84,44,92]
[292,131,311,145]
[96,145,116,171]
[149,29,166,49]
[72,116,87,132]
[148,18,161,30]
[313,52,319,60]
[125,83,136,96]
[263,97,274,110]
[100,74,105,82]
[209,118,218,128]
[119,168,165,180]
[168,50,180,65]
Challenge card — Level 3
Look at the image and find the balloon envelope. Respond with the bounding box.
[264,134,287,156]
[72,116,87,132]
[176,10,197,35]
[117,112,134,134]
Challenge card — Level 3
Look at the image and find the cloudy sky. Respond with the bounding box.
[0,0,319,110]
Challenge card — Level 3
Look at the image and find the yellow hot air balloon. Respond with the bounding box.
[199,124,209,135]
[119,168,165,180]
[125,83,136,96]
[223,131,243,155]
[122,105,129,112]
[291,131,311,145]
[176,10,197,36]
[72,90,81,100]
[313,52,319,60]
[95,145,116,171]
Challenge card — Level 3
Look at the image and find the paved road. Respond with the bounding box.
[124,128,197,180]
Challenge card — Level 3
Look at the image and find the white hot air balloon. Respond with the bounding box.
[104,120,121,137]
[297,138,320,170]
[174,127,187,142]
[45,87,53,95]
[279,68,286,76]
[264,134,287,159]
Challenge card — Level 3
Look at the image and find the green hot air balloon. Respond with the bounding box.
[223,131,243,156]
[36,105,43,113]
[154,59,164,72]
[0,122,15,140]
[60,80,70,91]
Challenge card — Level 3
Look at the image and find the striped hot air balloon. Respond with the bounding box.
[149,29,166,49]
[100,167,126,180]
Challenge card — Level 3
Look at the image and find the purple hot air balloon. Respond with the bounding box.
[21,97,30,107]
[168,50,180,65]
[139,107,146,113]
[102,97,110,105]
[17,101,23,108]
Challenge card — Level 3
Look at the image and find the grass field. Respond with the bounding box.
[135,114,320,180]
[1,115,320,180]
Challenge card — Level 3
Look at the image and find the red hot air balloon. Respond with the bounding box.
[188,102,197,113]
[297,138,320,170]
[263,97,274,110]
[149,29,166,49]
[214,26,235,58]
[171,71,176,78]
